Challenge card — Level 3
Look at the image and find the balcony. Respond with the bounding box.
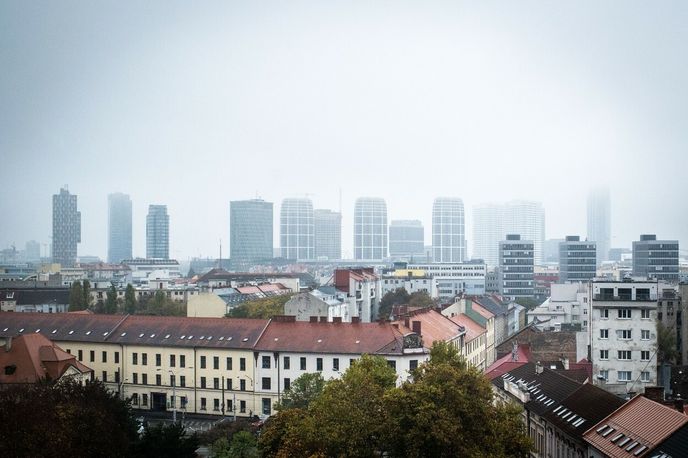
[593,294,657,302]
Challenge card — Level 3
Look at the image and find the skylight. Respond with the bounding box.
[596,425,608,433]
[103,332,108,336]
[633,445,647,456]
[242,337,248,342]
[51,329,57,334]
[86,331,91,335]
[199,336,205,340]
[618,437,631,446]
[18,328,24,333]
[218,337,224,341]
[602,427,615,437]
[553,406,564,414]
[572,418,586,427]
[150,334,155,338]
[139,333,144,338]
[68,330,74,335]
[181,335,186,339]
[611,434,624,443]
[227,337,232,341]
[121,332,127,336]
[164,334,170,339]
[625,442,638,452]
[2,328,7,332]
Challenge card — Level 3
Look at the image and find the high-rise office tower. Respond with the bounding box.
[146,205,169,259]
[432,197,466,262]
[24,240,41,262]
[559,236,597,283]
[632,234,679,281]
[389,220,424,258]
[353,197,387,261]
[498,234,534,299]
[230,199,274,266]
[280,198,314,260]
[587,187,611,264]
[52,187,81,267]
[108,193,132,263]
[473,200,545,266]
[314,209,341,261]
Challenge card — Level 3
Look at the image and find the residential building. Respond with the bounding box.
[280,198,314,261]
[107,193,132,263]
[353,197,387,261]
[472,200,545,266]
[432,197,466,262]
[443,298,497,365]
[0,286,70,313]
[528,283,589,331]
[559,236,597,283]
[632,234,680,281]
[332,268,381,322]
[590,280,659,394]
[405,261,486,299]
[498,234,534,299]
[52,187,81,267]
[380,271,437,299]
[146,205,169,259]
[656,284,687,365]
[388,220,424,259]
[587,187,611,264]
[534,266,559,301]
[449,313,487,370]
[230,199,273,267]
[314,209,341,261]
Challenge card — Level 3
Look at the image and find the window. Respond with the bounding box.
[132,393,139,405]
[77,349,83,360]
[170,375,175,386]
[170,355,176,367]
[262,356,271,369]
[617,329,632,340]
[142,353,148,366]
[641,351,650,361]
[102,371,107,382]
[200,356,206,369]
[227,379,233,390]
[90,351,95,362]
[133,373,138,384]
[410,360,418,371]
[641,330,650,340]
[200,398,207,410]
[641,309,650,319]
[179,375,186,387]
[142,374,148,385]
[316,358,323,371]
[600,350,609,360]
[618,351,631,361]
[115,371,120,383]
[213,398,220,411]
[599,370,609,381]
[618,309,631,319]
[156,374,162,386]
[240,400,246,413]
[284,378,291,390]
[387,360,397,370]
[201,377,207,388]
[618,371,632,382]
[155,354,161,367]
[214,378,219,390]
[213,356,219,370]
[601,309,609,319]
[226,357,232,371]
[240,379,246,391]
[114,352,119,364]
[142,394,148,406]
[181,396,188,409]
[240,358,246,371]
[180,355,185,368]
[641,372,650,382]
[600,329,609,339]
[226,398,232,412]
[300,357,307,371]
[262,398,271,415]
[262,377,271,390]
[283,356,290,370]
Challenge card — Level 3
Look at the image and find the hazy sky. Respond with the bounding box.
[2,1,687,260]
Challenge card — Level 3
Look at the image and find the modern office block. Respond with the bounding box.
[498,234,534,299]
[108,193,132,263]
[314,209,341,261]
[587,187,611,264]
[52,187,81,267]
[389,220,424,258]
[353,197,387,261]
[432,197,466,262]
[146,205,169,259]
[632,234,679,281]
[230,199,273,266]
[280,198,314,261]
[559,236,596,283]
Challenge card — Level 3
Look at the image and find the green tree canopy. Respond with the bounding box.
[227,431,258,458]
[226,294,294,319]
[276,372,326,411]
[69,281,84,311]
[408,290,435,308]
[82,279,91,308]
[379,287,411,319]
[124,284,137,314]
[657,321,678,364]
[105,284,118,314]
[132,422,199,458]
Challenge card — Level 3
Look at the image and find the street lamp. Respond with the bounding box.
[157,367,192,423]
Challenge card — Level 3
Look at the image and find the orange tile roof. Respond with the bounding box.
[583,395,688,458]
[448,313,486,342]
[392,309,464,347]
[472,302,494,320]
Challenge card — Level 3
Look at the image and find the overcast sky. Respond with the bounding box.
[1,1,687,260]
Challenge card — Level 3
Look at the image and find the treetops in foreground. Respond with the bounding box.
[259,341,533,458]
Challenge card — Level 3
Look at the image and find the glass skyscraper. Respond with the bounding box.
[230,199,274,266]
[432,197,465,262]
[354,197,387,261]
[52,187,81,267]
[587,187,611,264]
[108,193,132,263]
[389,220,424,258]
[146,204,169,259]
[314,209,341,261]
[280,198,314,260]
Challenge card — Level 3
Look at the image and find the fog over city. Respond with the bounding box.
[2,1,687,260]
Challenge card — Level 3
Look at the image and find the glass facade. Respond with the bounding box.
[389,220,424,258]
[230,199,274,266]
[52,187,81,267]
[354,197,387,261]
[432,197,465,262]
[314,209,341,260]
[280,198,314,260]
[559,236,596,282]
[146,205,169,259]
[108,193,132,263]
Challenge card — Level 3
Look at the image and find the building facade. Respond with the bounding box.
[388,220,424,259]
[353,197,387,261]
[230,199,274,267]
[587,187,611,264]
[498,234,534,299]
[559,235,597,283]
[405,261,487,299]
[632,234,679,281]
[52,187,81,267]
[108,193,132,263]
[432,197,466,263]
[314,209,341,261]
[146,205,169,259]
[280,198,314,261]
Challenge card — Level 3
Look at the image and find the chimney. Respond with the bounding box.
[4,336,11,352]
[535,361,543,374]
[412,320,421,335]
[674,397,685,414]
[319,316,327,323]
[404,317,410,329]
[351,317,360,324]
[392,323,399,329]
[560,357,569,370]
[643,386,664,403]
[309,316,318,323]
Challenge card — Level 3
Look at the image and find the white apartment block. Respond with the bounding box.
[406,261,486,299]
[528,283,589,331]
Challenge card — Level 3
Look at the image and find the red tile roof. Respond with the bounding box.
[472,303,494,319]
[448,313,486,342]
[583,395,688,458]
[392,309,464,347]
[485,344,531,379]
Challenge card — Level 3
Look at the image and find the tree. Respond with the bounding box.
[69,281,84,311]
[408,290,435,308]
[379,288,411,319]
[228,431,258,458]
[0,378,138,457]
[132,422,199,458]
[82,279,92,308]
[105,284,118,314]
[124,284,137,314]
[210,437,232,458]
[657,321,678,364]
[227,294,294,319]
[276,372,326,411]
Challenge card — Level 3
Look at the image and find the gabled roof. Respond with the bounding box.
[485,345,531,379]
[255,321,407,355]
[0,333,92,383]
[448,313,486,342]
[471,295,508,317]
[583,395,688,458]
[392,309,464,347]
[648,423,688,458]
[472,303,494,320]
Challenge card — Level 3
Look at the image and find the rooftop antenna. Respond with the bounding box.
[218,239,222,268]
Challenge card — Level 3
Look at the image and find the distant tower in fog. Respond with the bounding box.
[280,198,314,260]
[52,187,81,267]
[108,193,132,263]
[146,205,169,259]
[587,187,611,264]
[314,209,341,261]
[432,197,465,262]
[354,197,387,261]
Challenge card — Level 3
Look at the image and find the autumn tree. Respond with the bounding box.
[378,288,411,319]
[276,372,326,411]
[227,294,294,319]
